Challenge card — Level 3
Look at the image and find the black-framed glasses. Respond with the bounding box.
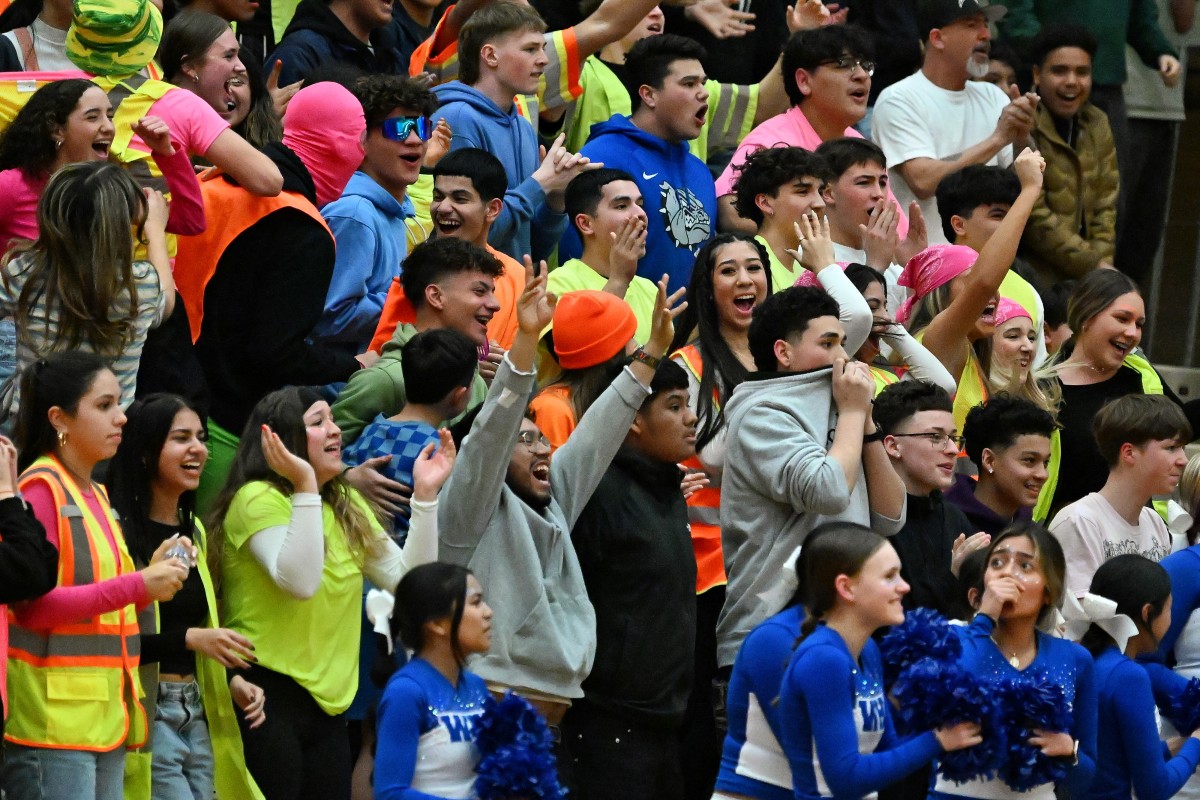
[891,432,964,449]
[817,56,876,77]
[516,430,551,451]
[381,115,433,142]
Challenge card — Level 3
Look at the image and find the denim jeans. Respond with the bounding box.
[151,680,215,800]
[0,743,125,800]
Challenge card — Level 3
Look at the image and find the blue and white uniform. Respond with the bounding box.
[375,657,489,800]
[715,605,804,800]
[777,624,940,800]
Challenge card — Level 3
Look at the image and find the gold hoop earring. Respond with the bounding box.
[56,429,68,449]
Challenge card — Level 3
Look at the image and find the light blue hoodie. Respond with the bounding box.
[433,81,565,261]
[318,171,414,353]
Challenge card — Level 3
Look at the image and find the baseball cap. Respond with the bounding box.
[917,0,1007,40]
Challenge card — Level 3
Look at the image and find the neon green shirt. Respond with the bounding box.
[221,482,382,715]
[547,257,657,344]
[756,234,804,291]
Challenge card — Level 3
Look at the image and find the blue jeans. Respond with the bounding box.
[1,743,125,800]
[151,680,215,800]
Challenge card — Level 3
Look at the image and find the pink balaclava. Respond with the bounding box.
[282,82,366,207]
[895,244,980,324]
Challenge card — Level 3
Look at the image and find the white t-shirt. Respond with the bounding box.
[1049,492,1172,598]
[1,18,75,71]
[831,242,907,318]
[872,72,1013,246]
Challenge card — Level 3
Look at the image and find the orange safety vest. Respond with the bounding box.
[674,344,727,595]
[174,169,330,342]
[6,455,148,752]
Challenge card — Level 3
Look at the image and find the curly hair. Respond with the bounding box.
[731,146,827,226]
[351,74,439,129]
[0,79,96,179]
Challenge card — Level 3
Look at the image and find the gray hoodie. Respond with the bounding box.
[716,367,905,667]
[439,357,649,699]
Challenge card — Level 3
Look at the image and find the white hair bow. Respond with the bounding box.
[1059,592,1140,653]
[366,588,396,654]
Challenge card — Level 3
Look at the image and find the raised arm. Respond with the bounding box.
[919,148,1044,380]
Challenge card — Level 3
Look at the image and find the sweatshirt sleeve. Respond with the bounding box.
[1111,659,1200,800]
[1064,645,1099,798]
[153,145,206,237]
[1159,550,1200,663]
[552,366,650,528]
[736,402,853,516]
[781,644,941,797]
[437,356,535,565]
[319,205,388,345]
[816,265,872,356]
[0,495,58,604]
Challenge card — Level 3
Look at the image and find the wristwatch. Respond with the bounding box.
[630,347,661,370]
[863,422,885,444]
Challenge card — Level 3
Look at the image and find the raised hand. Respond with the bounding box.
[412,429,457,502]
[532,133,602,211]
[894,201,928,268]
[133,116,175,156]
[1013,147,1046,192]
[858,201,899,269]
[647,274,688,359]
[687,0,756,38]
[786,0,837,31]
[423,118,453,167]
[266,59,303,118]
[516,255,557,334]
[995,89,1039,145]
[260,424,317,493]
[831,358,873,416]
[610,216,648,285]
[143,187,169,234]
[786,212,836,274]
[950,531,991,577]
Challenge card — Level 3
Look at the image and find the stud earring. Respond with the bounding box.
[56,429,68,449]
[54,139,62,149]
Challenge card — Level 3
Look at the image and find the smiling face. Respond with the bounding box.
[362,106,428,197]
[1034,46,1092,120]
[189,29,247,121]
[302,401,344,487]
[431,175,500,245]
[506,417,552,510]
[885,409,959,495]
[643,58,710,143]
[1078,291,1145,371]
[992,315,1036,380]
[796,52,871,128]
[981,434,1052,510]
[824,160,887,234]
[488,28,548,97]
[57,86,115,166]
[711,241,768,335]
[947,270,998,341]
[428,270,501,345]
[54,369,126,467]
[845,542,909,629]
[152,407,209,499]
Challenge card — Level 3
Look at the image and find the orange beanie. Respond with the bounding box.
[553,291,638,370]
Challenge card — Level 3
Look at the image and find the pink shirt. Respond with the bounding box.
[0,141,205,251]
[714,106,908,237]
[13,477,147,630]
[142,88,228,160]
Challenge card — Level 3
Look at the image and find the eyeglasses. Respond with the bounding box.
[817,56,876,77]
[516,430,551,451]
[381,115,433,142]
[891,432,965,449]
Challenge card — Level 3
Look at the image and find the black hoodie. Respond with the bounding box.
[194,142,360,434]
[267,0,405,85]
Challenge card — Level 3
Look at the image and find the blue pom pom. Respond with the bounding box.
[995,672,1073,792]
[880,609,963,687]
[474,692,567,800]
[1165,677,1200,735]
[892,658,1005,783]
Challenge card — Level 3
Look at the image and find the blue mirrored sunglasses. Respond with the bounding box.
[381,115,433,142]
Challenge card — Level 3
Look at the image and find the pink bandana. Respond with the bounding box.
[793,262,850,288]
[896,244,979,324]
[282,83,366,207]
[993,297,1032,326]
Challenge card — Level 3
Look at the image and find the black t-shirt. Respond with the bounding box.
[139,521,208,676]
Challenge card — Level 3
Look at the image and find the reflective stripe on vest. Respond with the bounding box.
[1033,353,1164,522]
[870,365,900,396]
[6,455,147,751]
[174,170,330,342]
[673,344,727,594]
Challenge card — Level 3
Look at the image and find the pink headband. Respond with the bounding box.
[792,262,850,288]
[993,297,1032,326]
[282,82,367,207]
[896,244,979,324]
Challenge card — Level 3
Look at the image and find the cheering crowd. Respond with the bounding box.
[0,0,1196,798]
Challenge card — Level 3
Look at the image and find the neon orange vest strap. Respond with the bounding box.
[174,170,330,342]
[673,344,727,594]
